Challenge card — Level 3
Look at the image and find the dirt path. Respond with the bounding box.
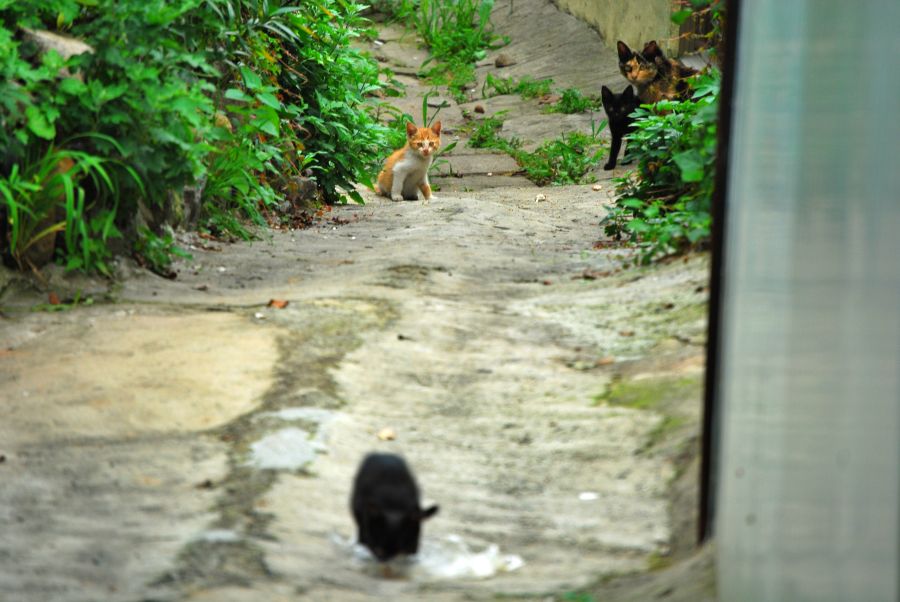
[0,2,713,601]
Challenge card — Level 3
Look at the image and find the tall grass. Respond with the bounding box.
[0,134,142,274]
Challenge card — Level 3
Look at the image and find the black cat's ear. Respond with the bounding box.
[418,505,439,521]
[642,40,662,59]
[622,85,635,101]
[616,41,632,61]
[601,85,614,106]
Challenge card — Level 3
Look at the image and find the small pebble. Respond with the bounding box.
[592,184,602,191]
[377,427,397,441]
[535,193,547,202]
[494,53,516,68]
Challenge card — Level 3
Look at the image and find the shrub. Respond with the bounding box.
[601,71,720,261]
[1,0,395,272]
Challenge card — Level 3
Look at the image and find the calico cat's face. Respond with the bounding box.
[616,40,658,86]
[406,121,441,158]
[601,85,639,123]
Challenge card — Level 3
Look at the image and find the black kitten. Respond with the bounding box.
[350,453,439,561]
[601,85,640,170]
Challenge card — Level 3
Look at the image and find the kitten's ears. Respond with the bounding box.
[405,121,418,137]
[622,85,635,101]
[430,121,442,136]
[616,41,633,61]
[601,85,614,106]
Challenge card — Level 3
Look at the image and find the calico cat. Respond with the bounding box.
[376,121,441,202]
[601,85,640,170]
[616,40,698,103]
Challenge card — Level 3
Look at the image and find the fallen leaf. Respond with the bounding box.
[619,330,635,337]
[538,93,562,105]
[48,292,60,305]
[474,104,486,114]
[377,427,396,441]
[542,280,552,286]
[596,356,616,366]
[267,299,289,309]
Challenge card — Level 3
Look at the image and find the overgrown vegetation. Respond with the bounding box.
[372,0,506,102]
[467,112,607,186]
[601,2,724,263]
[1,0,394,273]
[481,73,553,99]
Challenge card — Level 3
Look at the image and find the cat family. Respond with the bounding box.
[602,40,697,168]
[601,85,640,170]
[616,40,697,104]
[351,452,439,561]
[376,121,442,202]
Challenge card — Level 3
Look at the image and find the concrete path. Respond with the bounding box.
[0,1,713,600]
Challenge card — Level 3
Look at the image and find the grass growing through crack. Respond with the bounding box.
[482,74,554,99]
[466,113,607,185]
[544,87,602,114]
[373,0,507,102]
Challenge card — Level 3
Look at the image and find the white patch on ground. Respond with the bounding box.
[331,533,524,580]
[247,427,323,470]
[194,529,242,543]
[260,407,336,424]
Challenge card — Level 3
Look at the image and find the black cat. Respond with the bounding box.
[601,85,640,170]
[350,453,439,561]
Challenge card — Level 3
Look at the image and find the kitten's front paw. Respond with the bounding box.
[603,162,615,170]
[391,193,403,202]
[425,194,438,202]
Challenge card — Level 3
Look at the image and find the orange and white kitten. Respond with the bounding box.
[376,121,441,202]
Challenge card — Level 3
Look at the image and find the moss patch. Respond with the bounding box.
[595,374,702,414]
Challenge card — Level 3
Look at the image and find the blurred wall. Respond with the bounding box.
[714,1,900,601]
[551,0,679,54]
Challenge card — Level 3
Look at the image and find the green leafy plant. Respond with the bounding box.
[133,226,192,277]
[545,87,601,114]
[375,0,506,101]
[1,135,142,275]
[467,113,606,185]
[512,127,606,186]
[2,0,399,272]
[466,113,516,151]
[481,74,553,99]
[602,70,720,262]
